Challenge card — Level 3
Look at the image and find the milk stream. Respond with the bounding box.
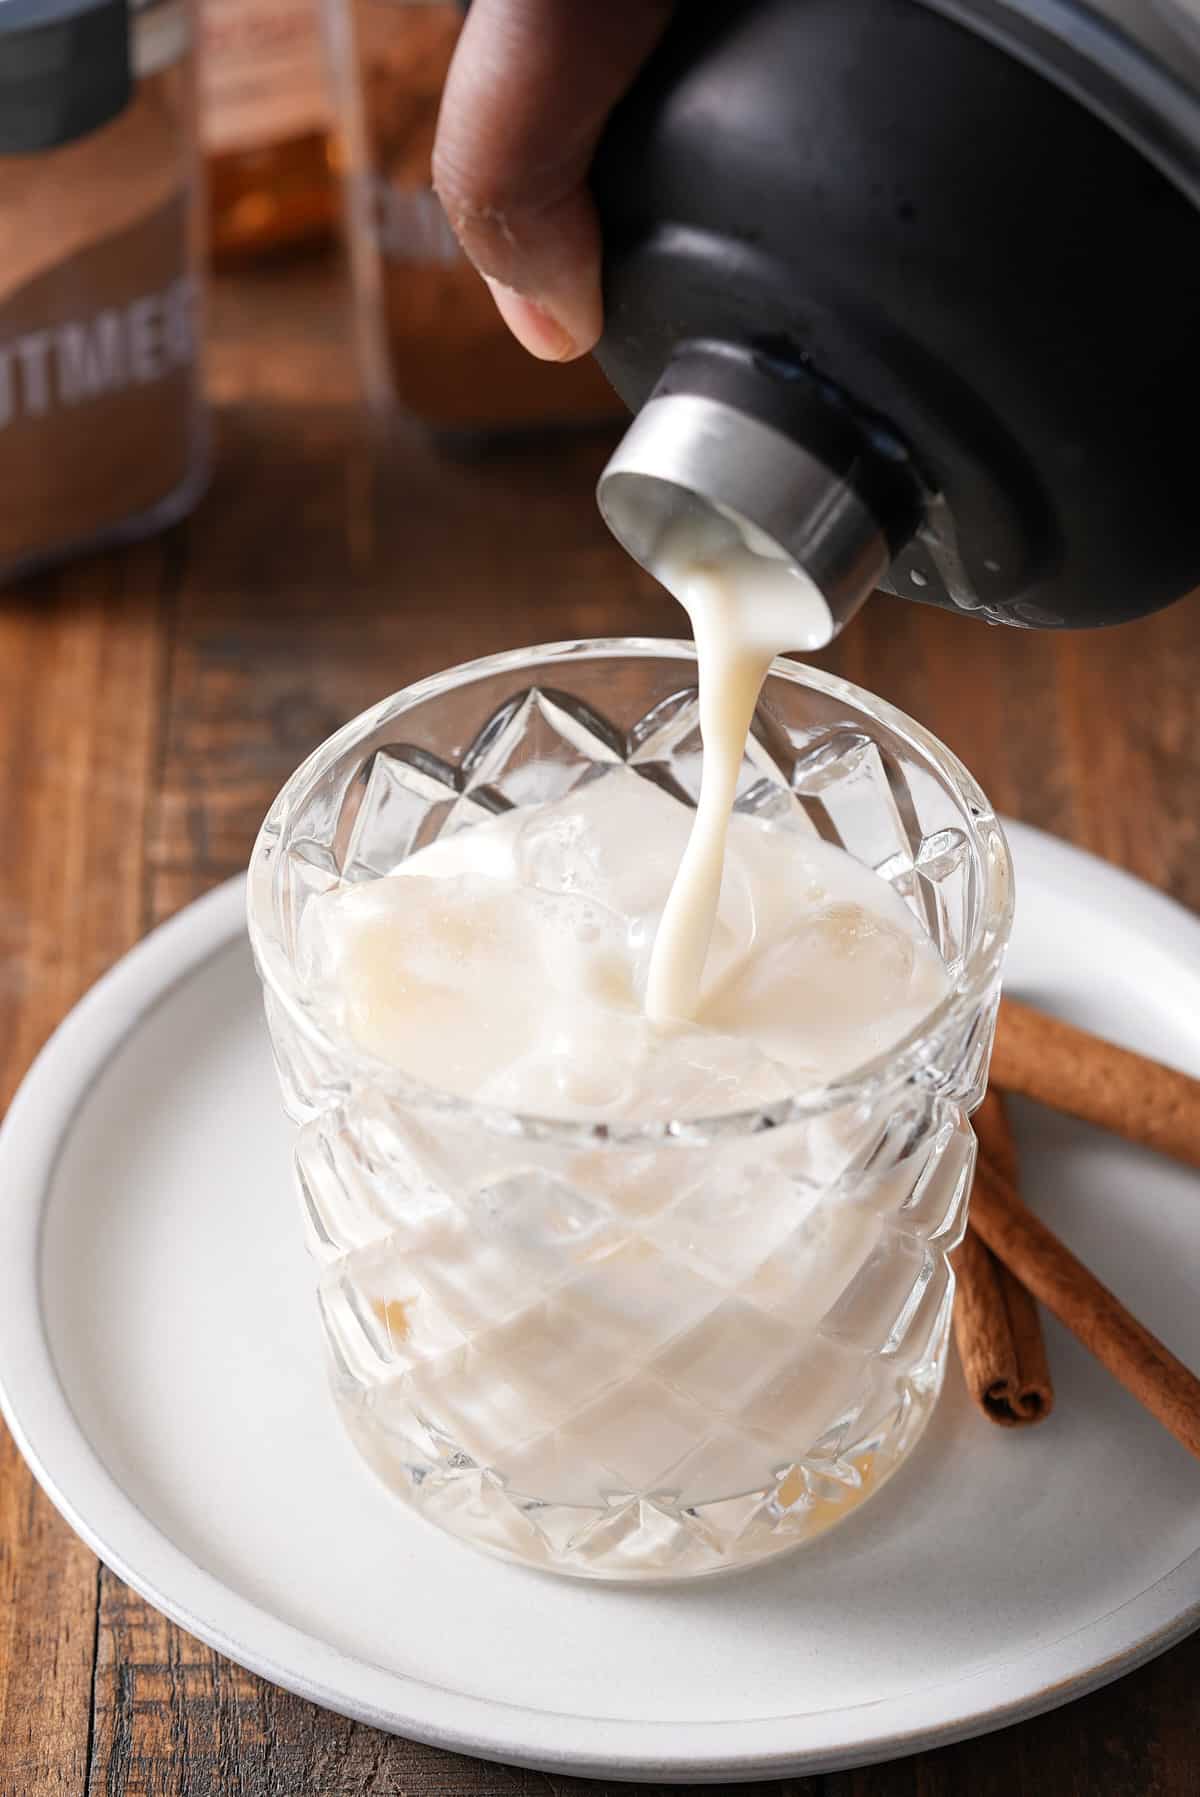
[644,515,838,1022]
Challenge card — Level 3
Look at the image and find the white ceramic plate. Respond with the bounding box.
[2,822,1200,1781]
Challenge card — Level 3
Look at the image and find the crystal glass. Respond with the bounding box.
[248,640,1013,1581]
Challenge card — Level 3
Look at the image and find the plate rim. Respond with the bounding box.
[2,824,1200,1779]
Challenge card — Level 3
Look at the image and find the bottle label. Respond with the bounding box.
[201,0,330,154]
[0,193,202,565]
[0,276,198,426]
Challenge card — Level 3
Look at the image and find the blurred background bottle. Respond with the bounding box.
[201,0,338,263]
[0,0,208,582]
[327,0,622,438]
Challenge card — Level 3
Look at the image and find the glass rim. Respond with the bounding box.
[247,636,1014,1147]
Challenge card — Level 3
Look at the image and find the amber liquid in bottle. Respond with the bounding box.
[201,0,337,263]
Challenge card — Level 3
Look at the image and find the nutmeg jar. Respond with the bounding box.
[0,0,209,583]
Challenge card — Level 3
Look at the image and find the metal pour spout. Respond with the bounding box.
[596,343,925,643]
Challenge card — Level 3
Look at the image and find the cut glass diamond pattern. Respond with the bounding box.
[258,676,1003,1577]
[341,745,509,882]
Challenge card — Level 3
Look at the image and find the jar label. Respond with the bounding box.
[201,0,330,154]
[0,192,201,565]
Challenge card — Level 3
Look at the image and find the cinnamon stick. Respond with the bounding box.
[953,1226,1054,1425]
[969,1156,1200,1462]
[952,1089,1054,1426]
[991,998,1200,1169]
[974,1083,1019,1187]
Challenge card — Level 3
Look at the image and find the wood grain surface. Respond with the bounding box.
[2,250,1200,1796]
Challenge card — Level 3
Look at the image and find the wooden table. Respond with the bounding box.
[2,249,1199,1797]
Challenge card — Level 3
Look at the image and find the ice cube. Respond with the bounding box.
[517,772,759,995]
[301,873,641,1105]
[811,901,917,978]
[701,899,936,1081]
[517,770,691,910]
[476,1004,645,1116]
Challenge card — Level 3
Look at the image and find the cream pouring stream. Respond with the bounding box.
[644,515,839,1022]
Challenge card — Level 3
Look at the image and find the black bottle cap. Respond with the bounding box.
[0,0,132,154]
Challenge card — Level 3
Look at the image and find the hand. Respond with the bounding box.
[432,0,673,362]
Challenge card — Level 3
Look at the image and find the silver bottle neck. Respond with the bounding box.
[597,391,892,640]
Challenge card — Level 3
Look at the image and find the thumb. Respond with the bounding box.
[432,0,673,360]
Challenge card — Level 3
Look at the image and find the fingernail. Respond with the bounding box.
[485,280,577,361]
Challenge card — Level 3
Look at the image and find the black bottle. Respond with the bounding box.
[592,0,1200,634]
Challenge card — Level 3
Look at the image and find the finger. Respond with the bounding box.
[433,0,673,359]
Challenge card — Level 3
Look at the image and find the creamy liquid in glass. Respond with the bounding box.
[299,529,958,1574]
[304,772,946,1116]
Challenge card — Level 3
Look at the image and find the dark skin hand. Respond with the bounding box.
[432,0,674,361]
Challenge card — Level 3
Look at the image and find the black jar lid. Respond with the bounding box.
[0,0,131,154]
